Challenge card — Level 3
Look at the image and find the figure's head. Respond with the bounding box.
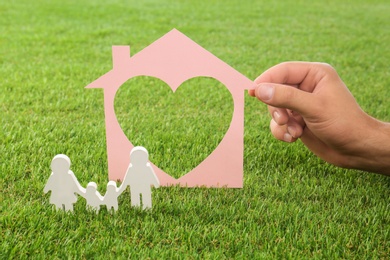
[86,182,97,192]
[107,180,117,191]
[51,154,71,174]
[130,146,149,166]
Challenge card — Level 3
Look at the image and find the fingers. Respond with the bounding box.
[254,83,318,118]
[254,62,312,84]
[249,61,321,96]
[251,61,341,97]
[270,119,296,143]
[269,107,289,125]
[270,113,304,142]
[268,106,305,125]
[254,62,331,91]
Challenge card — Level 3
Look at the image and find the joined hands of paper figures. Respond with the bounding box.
[44,147,160,213]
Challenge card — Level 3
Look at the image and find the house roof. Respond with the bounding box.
[85,28,254,94]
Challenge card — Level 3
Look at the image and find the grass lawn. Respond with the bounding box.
[1,0,389,258]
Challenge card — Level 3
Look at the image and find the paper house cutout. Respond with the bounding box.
[86,29,254,188]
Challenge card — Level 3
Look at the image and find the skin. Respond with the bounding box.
[249,62,390,176]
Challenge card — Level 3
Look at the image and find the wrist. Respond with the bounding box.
[353,118,390,175]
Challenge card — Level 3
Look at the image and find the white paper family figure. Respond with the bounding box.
[43,154,86,212]
[117,146,160,210]
[103,181,120,211]
[44,147,160,213]
[85,182,104,213]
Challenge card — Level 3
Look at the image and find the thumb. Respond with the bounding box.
[255,83,317,117]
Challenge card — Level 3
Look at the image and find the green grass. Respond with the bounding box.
[1,0,389,258]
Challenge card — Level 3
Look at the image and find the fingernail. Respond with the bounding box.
[257,84,274,101]
[287,126,295,138]
[284,133,292,142]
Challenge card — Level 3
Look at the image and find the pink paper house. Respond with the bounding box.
[86,29,254,188]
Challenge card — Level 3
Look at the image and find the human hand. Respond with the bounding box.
[249,62,390,175]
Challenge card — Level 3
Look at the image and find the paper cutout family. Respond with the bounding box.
[44,147,160,212]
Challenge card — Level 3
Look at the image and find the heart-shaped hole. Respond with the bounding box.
[114,76,233,179]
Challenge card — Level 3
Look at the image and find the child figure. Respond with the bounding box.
[44,154,86,212]
[103,181,120,212]
[118,146,160,210]
[85,182,103,213]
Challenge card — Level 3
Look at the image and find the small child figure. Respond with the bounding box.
[103,181,120,212]
[85,182,103,213]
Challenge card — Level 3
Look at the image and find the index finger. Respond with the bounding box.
[254,62,328,93]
